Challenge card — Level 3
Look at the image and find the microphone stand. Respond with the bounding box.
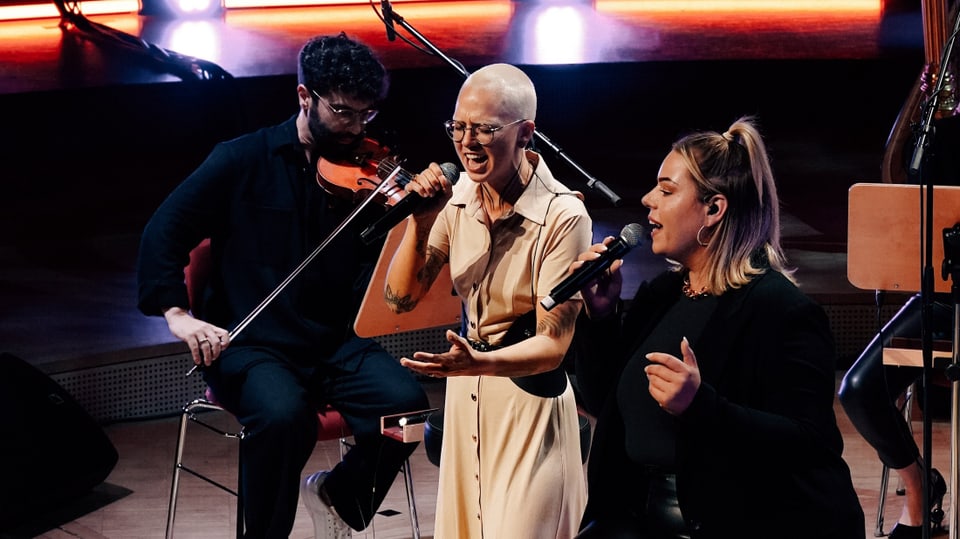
[380,1,623,207]
[945,224,960,539]
[906,7,960,538]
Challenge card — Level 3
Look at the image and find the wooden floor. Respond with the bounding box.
[3,374,953,539]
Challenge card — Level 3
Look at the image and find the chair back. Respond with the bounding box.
[185,238,212,316]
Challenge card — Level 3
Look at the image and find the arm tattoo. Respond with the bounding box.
[386,246,447,314]
[417,245,446,288]
[414,234,429,256]
[537,302,579,338]
[385,284,419,313]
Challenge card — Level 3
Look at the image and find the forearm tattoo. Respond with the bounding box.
[386,245,447,314]
[538,302,579,338]
[418,245,446,289]
[385,284,418,313]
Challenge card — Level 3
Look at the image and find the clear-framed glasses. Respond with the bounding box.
[443,118,525,146]
[311,89,379,125]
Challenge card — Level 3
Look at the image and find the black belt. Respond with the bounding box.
[466,339,496,352]
[467,338,568,398]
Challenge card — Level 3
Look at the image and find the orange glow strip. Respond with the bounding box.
[0,12,139,38]
[0,0,881,22]
[226,0,422,5]
[596,0,881,13]
[0,0,137,21]
[225,0,508,23]
[0,0,418,21]
[225,0,373,7]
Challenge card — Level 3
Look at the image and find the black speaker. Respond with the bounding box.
[0,352,119,531]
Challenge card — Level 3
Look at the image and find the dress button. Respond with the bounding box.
[471,393,477,401]
[472,434,478,442]
[470,321,476,329]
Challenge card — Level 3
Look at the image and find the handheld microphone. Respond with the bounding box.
[381,0,396,41]
[360,162,459,245]
[540,223,645,311]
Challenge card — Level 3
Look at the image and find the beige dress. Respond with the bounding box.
[430,152,591,538]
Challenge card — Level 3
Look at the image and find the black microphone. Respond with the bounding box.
[381,0,396,41]
[540,223,645,311]
[360,162,459,245]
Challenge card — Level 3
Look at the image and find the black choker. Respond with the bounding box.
[682,277,711,300]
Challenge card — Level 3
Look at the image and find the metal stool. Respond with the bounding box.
[875,340,954,538]
[875,382,916,537]
[164,389,421,538]
[169,238,420,537]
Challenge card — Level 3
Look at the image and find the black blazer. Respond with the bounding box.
[576,270,865,539]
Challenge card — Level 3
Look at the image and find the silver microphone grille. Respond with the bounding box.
[439,162,460,185]
[620,223,645,248]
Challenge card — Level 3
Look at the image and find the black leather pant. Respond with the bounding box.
[576,474,691,539]
[838,294,954,469]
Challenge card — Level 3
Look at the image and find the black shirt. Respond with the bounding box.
[136,114,387,361]
[618,293,718,470]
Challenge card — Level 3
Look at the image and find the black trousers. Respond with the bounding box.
[576,474,691,539]
[839,294,954,469]
[204,336,430,538]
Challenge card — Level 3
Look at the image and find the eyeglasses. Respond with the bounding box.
[443,119,525,146]
[311,89,379,125]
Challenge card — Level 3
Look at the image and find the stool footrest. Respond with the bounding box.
[381,408,439,443]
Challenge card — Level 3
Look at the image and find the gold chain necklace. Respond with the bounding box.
[682,276,711,300]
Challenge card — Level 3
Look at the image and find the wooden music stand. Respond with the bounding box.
[849,182,960,538]
[847,183,960,294]
[354,220,461,338]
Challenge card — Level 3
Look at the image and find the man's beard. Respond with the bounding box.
[307,105,364,162]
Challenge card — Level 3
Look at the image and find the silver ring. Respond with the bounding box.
[199,339,210,345]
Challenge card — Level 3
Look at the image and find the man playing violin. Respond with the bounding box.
[136,33,429,539]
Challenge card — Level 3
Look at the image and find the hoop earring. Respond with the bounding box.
[696,225,711,247]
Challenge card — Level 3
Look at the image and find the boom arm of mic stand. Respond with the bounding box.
[389,10,624,207]
[533,131,622,206]
[390,11,469,78]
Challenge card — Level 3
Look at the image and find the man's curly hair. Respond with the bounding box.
[298,32,389,103]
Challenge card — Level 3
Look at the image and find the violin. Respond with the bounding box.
[316,137,415,207]
[187,138,420,377]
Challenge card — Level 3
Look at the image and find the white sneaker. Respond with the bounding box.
[301,471,352,539]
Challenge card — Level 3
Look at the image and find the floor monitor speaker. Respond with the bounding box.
[0,352,119,531]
